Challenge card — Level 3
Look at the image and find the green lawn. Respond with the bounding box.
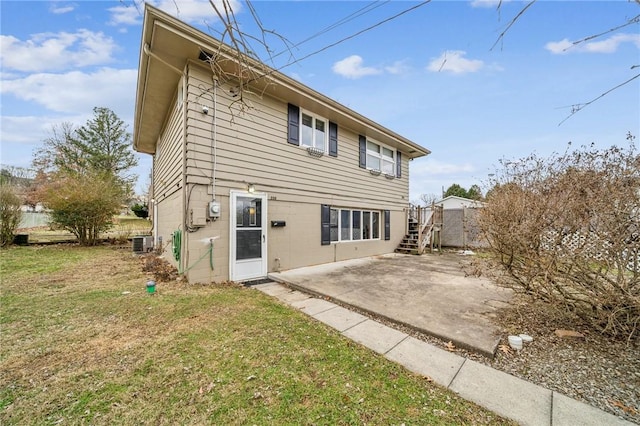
[0,246,513,425]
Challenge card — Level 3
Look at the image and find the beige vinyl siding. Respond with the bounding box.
[182,188,230,283]
[155,190,182,267]
[174,63,411,281]
[154,89,184,204]
[184,65,409,208]
[153,85,185,266]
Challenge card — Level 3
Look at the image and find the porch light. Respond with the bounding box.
[247,183,255,193]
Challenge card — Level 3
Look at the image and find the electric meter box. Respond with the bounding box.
[208,201,221,219]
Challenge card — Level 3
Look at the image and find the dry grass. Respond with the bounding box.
[0,246,514,425]
[17,216,151,244]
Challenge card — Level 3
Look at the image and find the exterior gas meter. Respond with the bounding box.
[208,201,221,219]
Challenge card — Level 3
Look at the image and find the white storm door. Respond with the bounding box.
[230,191,267,281]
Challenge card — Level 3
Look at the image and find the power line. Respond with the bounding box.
[271,1,390,60]
[247,1,432,85]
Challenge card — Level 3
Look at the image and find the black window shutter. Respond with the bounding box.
[384,210,390,240]
[321,204,331,245]
[329,122,338,157]
[287,103,300,145]
[396,151,402,178]
[359,135,367,168]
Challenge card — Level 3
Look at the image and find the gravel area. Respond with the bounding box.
[325,294,639,424]
[481,296,639,424]
[289,254,639,424]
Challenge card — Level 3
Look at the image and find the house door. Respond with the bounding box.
[230,191,267,281]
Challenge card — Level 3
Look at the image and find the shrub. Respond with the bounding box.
[479,138,639,340]
[0,185,23,247]
[41,172,125,246]
[131,203,149,218]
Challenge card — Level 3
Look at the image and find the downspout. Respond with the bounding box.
[151,163,158,248]
[211,75,218,203]
[143,44,184,75]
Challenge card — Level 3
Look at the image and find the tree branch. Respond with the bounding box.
[567,13,640,52]
[558,72,640,126]
[490,0,537,51]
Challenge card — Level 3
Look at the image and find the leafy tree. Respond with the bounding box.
[40,172,126,246]
[76,107,137,189]
[131,203,149,219]
[442,183,484,200]
[33,107,137,192]
[0,184,23,247]
[0,169,11,185]
[443,184,469,198]
[467,184,483,200]
[31,108,138,243]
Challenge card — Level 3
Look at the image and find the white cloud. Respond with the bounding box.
[50,3,76,14]
[409,158,479,201]
[1,116,58,146]
[470,0,510,8]
[427,50,484,74]
[415,158,476,176]
[108,4,141,25]
[0,115,88,167]
[1,113,148,192]
[0,30,117,72]
[332,55,382,79]
[109,0,243,26]
[385,60,411,75]
[545,33,640,55]
[544,39,573,54]
[1,68,137,114]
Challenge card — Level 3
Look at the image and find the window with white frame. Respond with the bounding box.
[300,111,327,152]
[330,208,381,242]
[366,139,395,174]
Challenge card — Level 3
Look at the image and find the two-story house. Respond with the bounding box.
[133,5,430,283]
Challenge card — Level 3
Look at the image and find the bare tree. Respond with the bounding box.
[479,134,640,340]
[419,193,438,206]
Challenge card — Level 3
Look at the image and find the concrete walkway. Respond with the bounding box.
[253,281,633,426]
[269,253,513,357]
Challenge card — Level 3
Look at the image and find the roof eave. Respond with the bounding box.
[133,4,430,159]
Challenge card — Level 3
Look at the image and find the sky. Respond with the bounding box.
[1,0,639,202]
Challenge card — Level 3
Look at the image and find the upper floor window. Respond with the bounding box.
[359,135,402,178]
[287,103,338,157]
[301,112,327,152]
[366,140,395,175]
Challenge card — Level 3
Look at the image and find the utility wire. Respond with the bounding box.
[247,0,432,85]
[271,1,390,60]
[558,73,640,126]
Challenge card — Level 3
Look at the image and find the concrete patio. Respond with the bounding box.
[268,252,513,357]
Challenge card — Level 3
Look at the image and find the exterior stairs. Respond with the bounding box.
[395,205,442,255]
[395,217,422,255]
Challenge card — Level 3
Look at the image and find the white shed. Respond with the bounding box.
[435,195,485,210]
